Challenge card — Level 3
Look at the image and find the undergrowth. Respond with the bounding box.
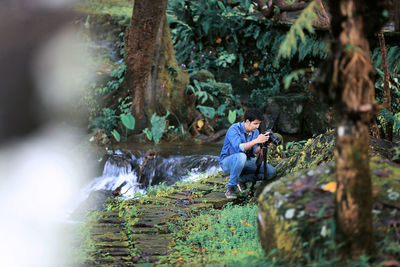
[162,203,282,266]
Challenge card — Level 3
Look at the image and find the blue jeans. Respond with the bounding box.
[220,152,276,188]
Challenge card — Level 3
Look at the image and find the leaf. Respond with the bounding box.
[143,128,152,141]
[197,105,215,119]
[217,103,228,116]
[239,54,244,74]
[317,205,327,218]
[111,129,120,142]
[323,181,337,193]
[193,79,201,91]
[228,110,236,124]
[120,113,135,130]
[197,120,204,129]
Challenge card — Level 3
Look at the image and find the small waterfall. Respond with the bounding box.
[72,149,221,219]
[80,150,143,199]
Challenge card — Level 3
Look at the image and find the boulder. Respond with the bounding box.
[263,94,307,134]
[257,133,400,263]
[262,94,333,135]
[302,98,333,136]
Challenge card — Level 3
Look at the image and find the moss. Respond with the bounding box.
[76,0,134,21]
[276,130,336,177]
[258,199,303,262]
[258,132,400,264]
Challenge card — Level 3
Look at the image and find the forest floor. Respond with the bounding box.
[67,132,400,266]
[73,173,243,265]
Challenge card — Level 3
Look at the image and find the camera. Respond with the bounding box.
[263,129,281,146]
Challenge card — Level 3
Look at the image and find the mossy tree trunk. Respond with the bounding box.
[126,0,189,132]
[327,0,387,261]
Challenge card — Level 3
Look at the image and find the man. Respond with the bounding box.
[219,108,276,199]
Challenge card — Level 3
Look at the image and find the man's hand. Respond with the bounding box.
[243,133,270,151]
[255,133,269,144]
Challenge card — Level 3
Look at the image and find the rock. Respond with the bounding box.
[91,129,110,145]
[275,131,336,178]
[263,94,307,134]
[70,190,113,220]
[302,99,332,136]
[258,141,400,263]
[190,69,215,83]
[262,94,334,135]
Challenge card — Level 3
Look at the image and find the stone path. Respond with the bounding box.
[85,175,236,265]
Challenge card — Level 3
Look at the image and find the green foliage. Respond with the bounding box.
[92,108,118,135]
[278,1,320,59]
[228,110,237,124]
[372,45,400,135]
[284,69,306,89]
[215,51,237,68]
[168,0,329,109]
[111,129,121,141]
[372,45,400,75]
[392,145,400,161]
[186,79,215,104]
[197,105,216,119]
[143,112,170,143]
[120,113,135,130]
[96,63,126,95]
[66,212,101,265]
[377,109,400,135]
[76,0,133,23]
[187,75,242,126]
[165,203,280,266]
[147,182,175,197]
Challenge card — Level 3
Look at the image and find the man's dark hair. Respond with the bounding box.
[244,108,263,122]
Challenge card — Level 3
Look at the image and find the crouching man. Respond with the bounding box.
[219,108,276,199]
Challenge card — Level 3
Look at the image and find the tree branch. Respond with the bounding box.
[275,0,308,11]
[253,0,274,19]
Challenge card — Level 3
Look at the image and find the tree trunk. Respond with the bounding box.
[378,31,392,142]
[126,0,189,131]
[335,122,375,259]
[327,0,386,261]
[394,0,400,31]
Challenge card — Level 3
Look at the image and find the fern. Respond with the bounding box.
[378,109,400,134]
[372,45,400,75]
[284,69,306,89]
[278,0,320,59]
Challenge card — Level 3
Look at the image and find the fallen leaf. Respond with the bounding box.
[323,181,337,193]
[197,120,204,129]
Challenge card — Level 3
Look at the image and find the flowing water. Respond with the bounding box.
[71,142,222,219]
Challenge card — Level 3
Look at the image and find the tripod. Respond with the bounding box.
[248,144,268,197]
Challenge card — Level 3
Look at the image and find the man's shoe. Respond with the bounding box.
[237,182,247,192]
[225,186,237,199]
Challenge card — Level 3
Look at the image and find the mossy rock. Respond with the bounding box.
[276,131,336,177]
[190,69,215,83]
[258,150,400,264]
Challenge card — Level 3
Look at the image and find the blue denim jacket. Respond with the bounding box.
[219,122,259,165]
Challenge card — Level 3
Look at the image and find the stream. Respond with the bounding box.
[71,142,222,219]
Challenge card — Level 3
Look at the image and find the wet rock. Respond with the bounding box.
[70,190,113,220]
